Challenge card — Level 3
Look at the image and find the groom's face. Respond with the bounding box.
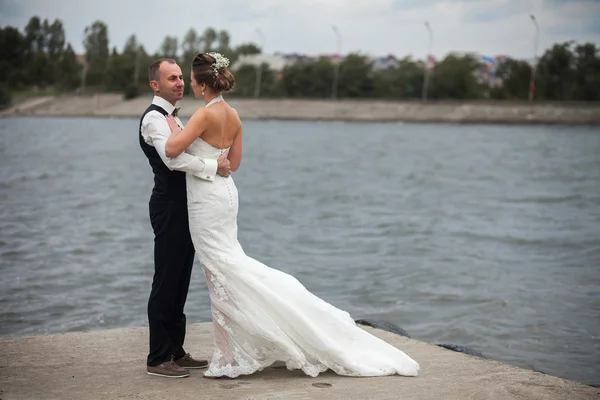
[156,62,185,104]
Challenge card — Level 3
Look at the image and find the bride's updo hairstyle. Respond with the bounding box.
[191,52,235,92]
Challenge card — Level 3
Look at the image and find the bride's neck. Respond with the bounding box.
[204,93,222,104]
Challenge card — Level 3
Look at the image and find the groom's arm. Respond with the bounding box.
[141,111,218,181]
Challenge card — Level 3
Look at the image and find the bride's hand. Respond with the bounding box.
[165,116,181,134]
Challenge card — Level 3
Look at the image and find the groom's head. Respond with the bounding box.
[148,58,185,105]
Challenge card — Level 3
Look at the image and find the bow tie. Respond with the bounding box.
[172,107,181,117]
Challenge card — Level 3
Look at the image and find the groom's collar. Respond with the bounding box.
[152,95,178,115]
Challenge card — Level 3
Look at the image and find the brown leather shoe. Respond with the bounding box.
[175,353,209,369]
[147,360,190,378]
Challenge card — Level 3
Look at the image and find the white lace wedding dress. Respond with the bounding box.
[184,98,420,378]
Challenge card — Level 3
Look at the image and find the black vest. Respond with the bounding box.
[139,104,187,201]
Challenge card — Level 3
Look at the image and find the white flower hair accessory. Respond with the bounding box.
[207,52,230,77]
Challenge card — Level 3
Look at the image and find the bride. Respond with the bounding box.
[164,52,420,379]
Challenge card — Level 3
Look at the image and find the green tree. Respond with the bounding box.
[104,48,130,91]
[372,57,424,99]
[123,34,139,55]
[202,28,217,52]
[572,43,600,101]
[491,59,532,99]
[123,34,141,87]
[103,36,148,97]
[181,28,202,64]
[46,19,66,61]
[335,53,374,98]
[57,44,82,90]
[280,59,334,98]
[158,36,178,58]
[24,16,43,54]
[0,26,22,104]
[536,41,576,100]
[180,28,203,94]
[22,17,50,86]
[234,43,261,56]
[232,63,279,97]
[0,27,26,86]
[215,29,236,63]
[217,30,230,53]
[83,20,110,87]
[0,82,11,108]
[429,53,484,99]
[40,19,67,86]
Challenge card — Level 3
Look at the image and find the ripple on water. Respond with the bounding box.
[0,118,599,385]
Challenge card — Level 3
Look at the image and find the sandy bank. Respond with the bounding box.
[2,94,600,125]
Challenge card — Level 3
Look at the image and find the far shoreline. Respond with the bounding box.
[5,113,600,127]
[2,94,600,126]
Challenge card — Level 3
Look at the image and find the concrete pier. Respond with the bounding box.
[1,323,598,400]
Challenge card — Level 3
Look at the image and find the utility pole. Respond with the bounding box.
[528,14,539,116]
[421,21,433,102]
[331,25,342,100]
[254,28,265,98]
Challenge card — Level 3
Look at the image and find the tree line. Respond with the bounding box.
[1,16,599,108]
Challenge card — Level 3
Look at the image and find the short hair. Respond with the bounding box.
[148,58,177,82]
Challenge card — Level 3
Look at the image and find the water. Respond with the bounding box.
[1,117,599,385]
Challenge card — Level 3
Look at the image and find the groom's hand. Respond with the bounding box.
[217,150,231,177]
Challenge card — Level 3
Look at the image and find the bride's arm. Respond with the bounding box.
[142,111,217,181]
[228,124,243,172]
[165,109,209,158]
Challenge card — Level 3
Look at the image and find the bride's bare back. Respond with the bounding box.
[165,97,243,172]
[164,53,243,172]
[200,101,241,150]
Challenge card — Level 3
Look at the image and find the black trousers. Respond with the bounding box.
[147,198,196,366]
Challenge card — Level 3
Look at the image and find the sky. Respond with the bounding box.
[1,0,599,60]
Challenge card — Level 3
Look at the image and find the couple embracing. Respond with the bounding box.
[139,53,419,379]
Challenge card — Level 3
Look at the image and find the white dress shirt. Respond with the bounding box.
[141,95,217,181]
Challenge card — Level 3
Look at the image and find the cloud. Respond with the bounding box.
[391,0,443,11]
[0,0,26,18]
[460,0,534,23]
[391,0,487,12]
[539,0,600,38]
[0,0,598,60]
[543,0,599,6]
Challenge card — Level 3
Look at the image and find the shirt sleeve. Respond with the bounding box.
[141,111,218,181]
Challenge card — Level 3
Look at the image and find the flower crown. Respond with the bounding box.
[207,52,230,77]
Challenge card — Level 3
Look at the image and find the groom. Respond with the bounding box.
[139,58,231,378]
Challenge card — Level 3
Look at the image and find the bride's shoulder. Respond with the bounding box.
[190,106,211,119]
[186,107,214,128]
[227,105,241,121]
